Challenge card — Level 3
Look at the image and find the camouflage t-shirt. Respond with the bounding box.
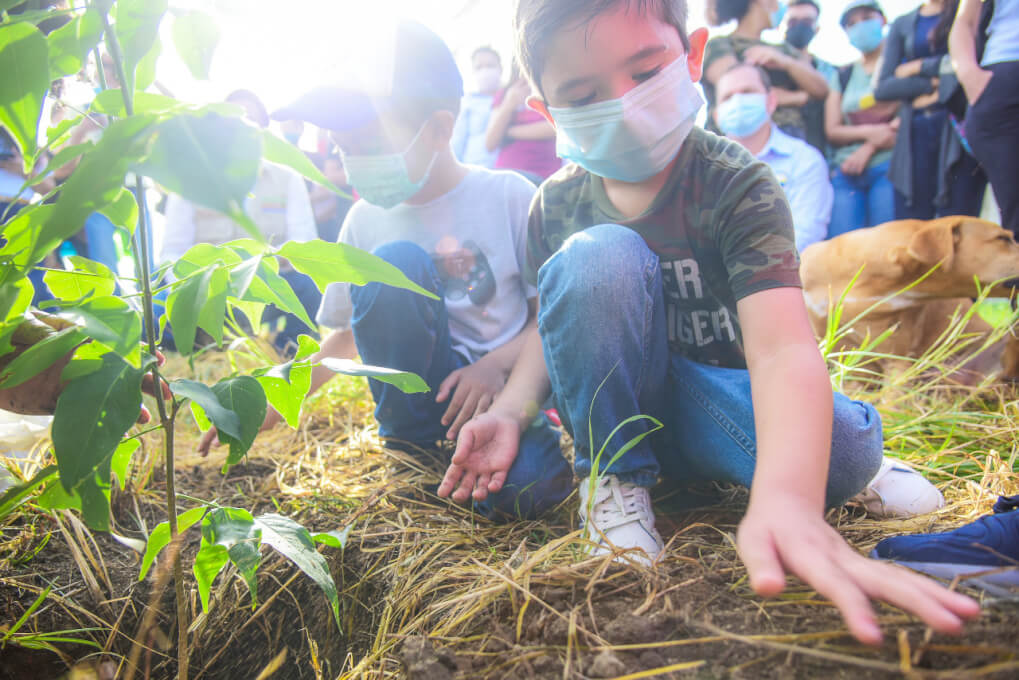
[526,128,801,369]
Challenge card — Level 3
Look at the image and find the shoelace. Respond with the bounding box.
[586,477,652,531]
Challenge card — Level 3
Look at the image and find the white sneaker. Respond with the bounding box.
[852,457,945,518]
[578,475,664,565]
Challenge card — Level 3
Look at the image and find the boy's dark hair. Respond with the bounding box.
[394,94,462,129]
[472,45,501,65]
[514,0,690,94]
[789,0,820,16]
[724,61,772,90]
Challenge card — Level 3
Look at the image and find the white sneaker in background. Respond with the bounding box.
[852,456,945,518]
[579,474,664,565]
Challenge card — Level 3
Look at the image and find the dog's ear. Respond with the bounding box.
[906,219,962,269]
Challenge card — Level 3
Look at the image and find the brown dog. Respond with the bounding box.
[800,216,1019,380]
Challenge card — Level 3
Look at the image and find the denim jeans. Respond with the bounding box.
[261,270,321,353]
[536,224,884,508]
[828,160,896,238]
[349,240,573,520]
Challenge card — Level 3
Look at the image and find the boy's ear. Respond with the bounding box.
[527,95,555,127]
[687,28,709,83]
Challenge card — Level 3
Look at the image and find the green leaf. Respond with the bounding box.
[193,538,229,612]
[171,10,219,80]
[277,240,438,299]
[44,255,117,300]
[51,295,140,360]
[0,22,48,164]
[0,466,56,522]
[197,265,229,347]
[27,140,94,187]
[201,507,261,609]
[0,276,34,326]
[0,325,83,389]
[248,259,314,330]
[312,524,352,550]
[99,187,138,234]
[169,378,241,441]
[112,0,167,99]
[257,358,311,429]
[46,8,104,80]
[52,352,146,493]
[77,465,112,531]
[210,376,266,466]
[59,341,108,383]
[139,505,206,581]
[171,242,242,279]
[165,265,217,354]
[255,513,341,630]
[134,37,161,92]
[3,116,155,274]
[110,439,140,491]
[319,358,429,394]
[36,479,80,512]
[261,131,344,194]
[91,89,182,117]
[133,113,262,241]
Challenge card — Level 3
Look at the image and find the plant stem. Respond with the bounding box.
[100,10,190,680]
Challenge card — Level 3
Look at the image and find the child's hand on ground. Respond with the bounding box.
[436,360,507,440]
[736,495,981,645]
[196,406,282,456]
[437,412,521,503]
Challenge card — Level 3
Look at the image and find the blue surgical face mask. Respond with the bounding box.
[770,0,789,29]
[716,93,771,138]
[340,122,437,209]
[847,18,885,54]
[546,56,704,183]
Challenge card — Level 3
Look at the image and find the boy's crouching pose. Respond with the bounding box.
[439,0,980,644]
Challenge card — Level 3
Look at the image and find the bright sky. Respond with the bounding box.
[155,0,926,116]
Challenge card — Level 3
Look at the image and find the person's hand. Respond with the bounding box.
[894,58,925,78]
[912,78,940,109]
[435,360,507,440]
[840,143,875,176]
[196,406,282,456]
[742,45,790,70]
[960,67,993,105]
[437,412,521,503]
[872,122,897,150]
[737,495,981,645]
[506,79,531,109]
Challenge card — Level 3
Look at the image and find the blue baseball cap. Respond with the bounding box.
[272,21,463,132]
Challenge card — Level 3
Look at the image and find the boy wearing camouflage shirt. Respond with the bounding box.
[439,0,980,646]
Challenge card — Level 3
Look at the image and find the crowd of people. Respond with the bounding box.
[2,0,1017,647]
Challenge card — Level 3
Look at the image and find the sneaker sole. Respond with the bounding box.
[871,550,1019,596]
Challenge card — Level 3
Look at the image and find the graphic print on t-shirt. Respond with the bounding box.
[432,239,497,307]
[660,258,737,363]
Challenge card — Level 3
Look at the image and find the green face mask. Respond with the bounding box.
[340,122,437,209]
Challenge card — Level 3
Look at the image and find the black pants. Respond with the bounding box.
[895,106,986,220]
[967,60,1019,236]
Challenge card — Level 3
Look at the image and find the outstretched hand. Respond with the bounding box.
[435,360,507,440]
[437,412,521,504]
[737,496,981,645]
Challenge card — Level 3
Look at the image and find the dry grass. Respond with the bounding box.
[2,302,1019,679]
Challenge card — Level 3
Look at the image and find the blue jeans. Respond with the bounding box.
[536,224,883,508]
[261,270,321,353]
[349,240,573,520]
[828,160,896,238]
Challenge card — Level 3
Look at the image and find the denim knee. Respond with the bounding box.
[538,224,653,298]
[826,397,883,507]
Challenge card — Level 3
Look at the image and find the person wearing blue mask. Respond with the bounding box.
[874,0,987,221]
[438,0,981,648]
[783,0,837,154]
[703,0,829,143]
[200,21,573,522]
[715,63,833,252]
[824,0,901,237]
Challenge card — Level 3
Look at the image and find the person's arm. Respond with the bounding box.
[874,19,938,101]
[823,86,899,147]
[785,151,833,251]
[197,327,356,455]
[772,87,809,108]
[742,45,829,99]
[950,0,994,104]
[734,287,980,644]
[486,84,528,152]
[505,120,556,141]
[450,104,469,161]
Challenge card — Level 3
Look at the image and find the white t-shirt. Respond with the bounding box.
[317,168,537,362]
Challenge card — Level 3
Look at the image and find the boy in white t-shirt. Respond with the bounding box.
[201,21,571,519]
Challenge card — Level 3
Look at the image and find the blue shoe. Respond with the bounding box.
[872,495,1019,595]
